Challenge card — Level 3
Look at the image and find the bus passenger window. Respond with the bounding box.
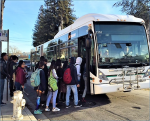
[60,48,68,61]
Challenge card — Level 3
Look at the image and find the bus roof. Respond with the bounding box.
[54,13,144,39]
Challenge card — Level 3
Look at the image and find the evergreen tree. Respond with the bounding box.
[113,0,150,28]
[32,5,45,46]
[32,0,76,47]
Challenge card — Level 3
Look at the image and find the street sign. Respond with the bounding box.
[0,30,8,42]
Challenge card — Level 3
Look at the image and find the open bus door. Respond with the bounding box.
[78,29,93,94]
[86,29,93,94]
[78,36,86,90]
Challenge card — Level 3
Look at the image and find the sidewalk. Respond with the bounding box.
[0,80,37,121]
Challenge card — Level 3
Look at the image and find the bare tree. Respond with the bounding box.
[5,46,22,55]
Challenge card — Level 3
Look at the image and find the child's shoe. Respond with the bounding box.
[45,108,50,112]
[34,110,42,114]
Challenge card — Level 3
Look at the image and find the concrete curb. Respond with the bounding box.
[23,92,50,121]
[24,107,37,121]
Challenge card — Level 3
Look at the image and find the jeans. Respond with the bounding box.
[46,90,58,108]
[15,82,23,91]
[35,97,41,110]
[66,85,78,106]
[0,79,5,103]
[82,77,87,98]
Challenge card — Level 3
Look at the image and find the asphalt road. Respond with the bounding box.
[24,73,150,121]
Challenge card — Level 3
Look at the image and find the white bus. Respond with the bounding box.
[31,13,150,94]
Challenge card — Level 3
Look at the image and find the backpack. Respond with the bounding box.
[48,71,58,91]
[63,67,72,84]
[30,69,42,87]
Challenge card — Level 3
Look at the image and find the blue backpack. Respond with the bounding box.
[30,69,42,87]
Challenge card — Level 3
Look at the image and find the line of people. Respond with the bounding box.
[0,53,87,114]
[0,53,28,105]
[33,56,87,114]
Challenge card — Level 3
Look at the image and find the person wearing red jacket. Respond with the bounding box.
[15,60,26,91]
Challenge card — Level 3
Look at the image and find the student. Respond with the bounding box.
[56,59,62,103]
[66,57,82,108]
[43,59,48,85]
[68,57,71,65]
[60,61,68,102]
[7,55,13,77]
[80,58,86,90]
[34,61,47,114]
[75,57,82,93]
[45,60,60,112]
[35,56,45,70]
[9,55,18,97]
[82,62,87,102]
[75,57,82,82]
[56,59,63,102]
[15,60,27,91]
[7,55,13,97]
[0,53,8,105]
[40,59,49,106]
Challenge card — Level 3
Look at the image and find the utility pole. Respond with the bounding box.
[0,0,5,56]
[0,0,2,56]
[6,29,9,101]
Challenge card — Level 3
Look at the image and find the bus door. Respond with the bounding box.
[78,36,87,90]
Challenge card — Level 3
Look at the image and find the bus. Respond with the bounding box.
[31,13,150,95]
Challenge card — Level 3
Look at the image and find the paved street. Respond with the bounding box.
[24,73,150,121]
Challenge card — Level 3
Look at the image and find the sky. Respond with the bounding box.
[2,0,126,53]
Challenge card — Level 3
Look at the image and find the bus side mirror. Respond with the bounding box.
[86,38,91,49]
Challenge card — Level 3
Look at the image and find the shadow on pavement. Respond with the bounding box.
[24,82,111,120]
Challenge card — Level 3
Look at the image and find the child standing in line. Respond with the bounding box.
[34,61,46,115]
[45,60,60,112]
[75,57,82,84]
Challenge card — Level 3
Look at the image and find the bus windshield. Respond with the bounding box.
[94,22,149,68]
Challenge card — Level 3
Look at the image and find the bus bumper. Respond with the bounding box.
[91,79,150,95]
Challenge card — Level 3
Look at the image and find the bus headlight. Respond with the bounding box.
[98,70,108,81]
[144,68,150,77]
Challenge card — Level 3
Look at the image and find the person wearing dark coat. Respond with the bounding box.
[34,61,47,115]
[7,55,13,76]
[35,56,47,106]
[56,59,64,103]
[40,59,49,106]
[9,55,18,97]
[35,56,45,70]
[60,61,68,102]
[55,59,63,104]
[0,53,8,105]
[66,57,82,108]
[43,59,48,94]
[7,55,13,97]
